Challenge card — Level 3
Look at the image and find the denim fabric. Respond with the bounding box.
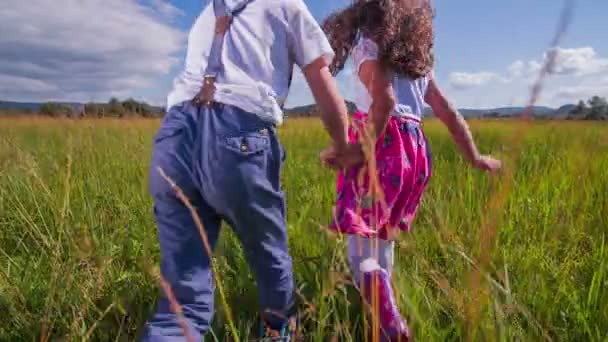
[140,101,294,340]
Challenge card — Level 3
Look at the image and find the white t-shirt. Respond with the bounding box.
[167,0,334,124]
[351,37,432,120]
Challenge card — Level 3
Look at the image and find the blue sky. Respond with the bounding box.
[1,0,607,109]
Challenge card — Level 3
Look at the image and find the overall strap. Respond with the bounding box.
[194,0,254,106]
[203,0,230,81]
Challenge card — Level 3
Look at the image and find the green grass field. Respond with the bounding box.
[0,117,606,341]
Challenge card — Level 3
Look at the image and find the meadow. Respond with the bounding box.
[0,116,606,341]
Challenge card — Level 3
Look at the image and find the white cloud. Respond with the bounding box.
[151,0,185,20]
[553,84,608,102]
[0,0,185,103]
[526,60,543,76]
[508,60,525,78]
[448,72,503,89]
[545,47,608,76]
[513,47,608,80]
[0,74,58,93]
[446,46,608,107]
[526,47,608,103]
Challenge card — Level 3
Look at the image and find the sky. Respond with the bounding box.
[1,0,607,109]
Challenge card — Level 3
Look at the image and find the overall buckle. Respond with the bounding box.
[193,75,216,107]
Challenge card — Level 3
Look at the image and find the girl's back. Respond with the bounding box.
[352,37,431,120]
[322,0,435,120]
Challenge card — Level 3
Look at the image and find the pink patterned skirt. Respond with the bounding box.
[330,111,432,241]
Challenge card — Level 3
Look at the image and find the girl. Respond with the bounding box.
[321,1,502,340]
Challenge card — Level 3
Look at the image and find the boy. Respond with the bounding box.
[140,0,360,340]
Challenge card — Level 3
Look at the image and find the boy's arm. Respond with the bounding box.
[286,0,362,166]
[302,57,349,151]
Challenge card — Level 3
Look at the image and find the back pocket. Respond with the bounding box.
[220,132,270,156]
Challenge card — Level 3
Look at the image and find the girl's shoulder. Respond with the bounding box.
[352,37,378,59]
[351,36,434,85]
[352,37,379,72]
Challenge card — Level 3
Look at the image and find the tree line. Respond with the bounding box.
[465,95,607,120]
[24,95,608,121]
[567,96,608,121]
[39,98,164,118]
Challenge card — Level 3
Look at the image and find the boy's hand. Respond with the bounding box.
[472,155,502,173]
[320,143,364,170]
[320,145,337,168]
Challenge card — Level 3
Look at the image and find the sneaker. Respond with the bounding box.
[259,316,297,342]
[360,259,411,342]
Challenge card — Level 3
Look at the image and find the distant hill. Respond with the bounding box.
[0,101,43,112]
[555,104,577,116]
[0,101,82,113]
[285,101,357,117]
[287,103,557,118]
[2,99,601,120]
[444,106,554,118]
[556,104,576,113]
[285,104,317,117]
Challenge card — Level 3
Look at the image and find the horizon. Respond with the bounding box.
[1,1,607,109]
[0,98,580,112]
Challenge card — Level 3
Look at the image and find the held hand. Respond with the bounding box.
[320,145,337,169]
[320,143,364,170]
[472,155,502,173]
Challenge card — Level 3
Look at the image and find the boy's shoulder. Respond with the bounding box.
[203,0,304,13]
[264,0,305,8]
[236,0,305,10]
[214,0,310,23]
[276,0,309,16]
[256,0,311,16]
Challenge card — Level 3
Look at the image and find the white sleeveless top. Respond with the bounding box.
[351,37,432,120]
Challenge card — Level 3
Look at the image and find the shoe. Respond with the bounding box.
[360,259,411,342]
[259,316,297,341]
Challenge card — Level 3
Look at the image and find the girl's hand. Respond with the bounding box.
[320,145,337,168]
[320,143,364,170]
[472,155,502,173]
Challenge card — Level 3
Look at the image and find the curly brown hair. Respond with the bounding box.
[321,0,435,79]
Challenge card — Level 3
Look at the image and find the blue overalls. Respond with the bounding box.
[139,0,295,340]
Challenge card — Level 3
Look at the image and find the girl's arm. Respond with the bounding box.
[425,78,502,171]
[425,78,479,163]
[359,60,396,140]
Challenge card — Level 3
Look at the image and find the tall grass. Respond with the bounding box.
[0,117,606,341]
